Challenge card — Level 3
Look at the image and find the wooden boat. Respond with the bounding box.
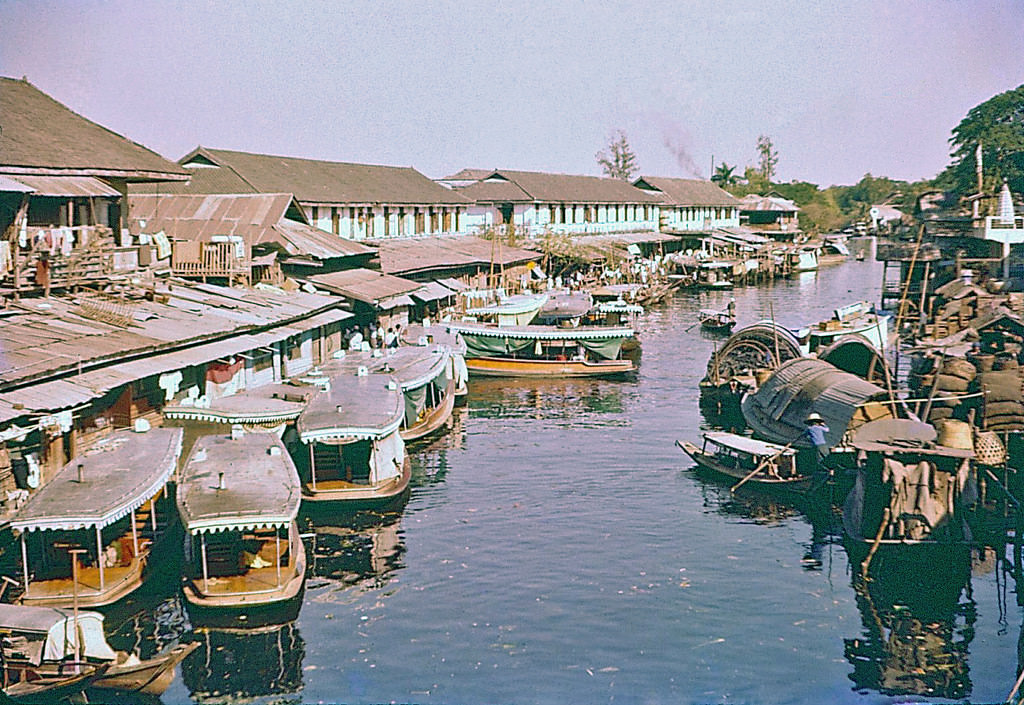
[695,261,734,290]
[292,370,411,509]
[9,427,183,609]
[401,323,471,404]
[0,603,195,698]
[801,301,891,355]
[459,290,547,326]
[163,383,310,429]
[787,247,819,273]
[675,432,812,492]
[3,663,107,704]
[444,321,635,378]
[320,345,455,442]
[843,419,975,579]
[698,308,736,333]
[177,429,306,629]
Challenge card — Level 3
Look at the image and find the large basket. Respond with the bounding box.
[973,429,1007,465]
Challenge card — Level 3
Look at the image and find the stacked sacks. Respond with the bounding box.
[910,355,976,423]
[971,356,1024,431]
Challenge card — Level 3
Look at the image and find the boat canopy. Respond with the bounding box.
[11,427,183,533]
[297,372,403,444]
[177,432,301,534]
[445,322,634,360]
[703,321,803,384]
[0,604,116,664]
[818,334,891,382]
[741,357,894,447]
[163,384,309,425]
[322,346,451,429]
[702,432,796,458]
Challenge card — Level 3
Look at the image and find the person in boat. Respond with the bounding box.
[803,412,831,469]
[727,298,736,318]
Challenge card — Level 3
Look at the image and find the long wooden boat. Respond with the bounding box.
[177,430,306,629]
[293,371,411,509]
[0,603,194,698]
[698,309,736,333]
[459,290,548,326]
[402,323,470,404]
[9,427,183,609]
[163,384,309,428]
[3,663,107,704]
[444,321,635,378]
[321,345,455,442]
[676,432,812,492]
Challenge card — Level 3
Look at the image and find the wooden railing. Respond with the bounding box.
[172,241,250,283]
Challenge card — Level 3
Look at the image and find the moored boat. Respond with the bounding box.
[292,370,410,509]
[695,261,734,289]
[787,247,819,273]
[9,427,183,609]
[177,429,306,629]
[0,603,196,698]
[802,301,891,354]
[443,321,635,378]
[676,432,812,493]
[321,345,455,442]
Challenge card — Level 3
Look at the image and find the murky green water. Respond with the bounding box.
[113,260,1023,704]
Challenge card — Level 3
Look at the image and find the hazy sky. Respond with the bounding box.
[2,1,1022,186]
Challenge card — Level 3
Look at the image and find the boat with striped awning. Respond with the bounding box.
[9,427,183,609]
[177,428,305,629]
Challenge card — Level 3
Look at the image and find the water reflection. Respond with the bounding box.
[844,548,975,699]
[467,377,632,427]
[181,622,305,703]
[303,511,405,592]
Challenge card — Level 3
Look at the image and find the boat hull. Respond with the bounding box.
[302,456,412,510]
[91,642,200,695]
[401,380,455,442]
[465,356,634,378]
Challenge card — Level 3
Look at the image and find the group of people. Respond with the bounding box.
[343,322,404,352]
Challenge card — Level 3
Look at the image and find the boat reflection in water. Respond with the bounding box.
[181,622,305,704]
[467,376,631,427]
[304,510,405,591]
[844,550,974,699]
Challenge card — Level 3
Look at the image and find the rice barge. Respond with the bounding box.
[177,429,306,629]
[10,427,183,609]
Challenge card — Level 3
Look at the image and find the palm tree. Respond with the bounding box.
[711,162,738,187]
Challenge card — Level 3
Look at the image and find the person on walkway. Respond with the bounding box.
[384,327,396,348]
[803,412,830,469]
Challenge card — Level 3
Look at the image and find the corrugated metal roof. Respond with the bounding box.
[411,281,455,302]
[0,175,34,193]
[309,268,424,304]
[741,357,888,447]
[376,235,540,276]
[10,175,121,197]
[739,194,800,213]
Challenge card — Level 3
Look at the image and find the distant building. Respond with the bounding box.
[632,176,740,231]
[738,193,801,238]
[444,169,662,236]
[135,147,473,241]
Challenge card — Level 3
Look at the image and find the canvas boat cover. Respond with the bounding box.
[177,431,301,533]
[11,427,183,532]
[297,371,403,443]
[0,604,116,665]
[702,432,796,458]
[444,321,634,361]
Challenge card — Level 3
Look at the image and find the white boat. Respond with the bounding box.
[788,247,819,273]
[802,301,891,354]
[459,289,548,327]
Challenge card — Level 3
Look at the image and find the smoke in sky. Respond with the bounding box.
[661,126,703,179]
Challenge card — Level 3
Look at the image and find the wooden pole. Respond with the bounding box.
[309,443,317,490]
[131,508,139,557]
[20,534,29,592]
[861,507,891,580]
[96,525,105,591]
[276,528,282,588]
[731,440,797,493]
[150,498,157,534]
[69,548,87,665]
[200,533,209,594]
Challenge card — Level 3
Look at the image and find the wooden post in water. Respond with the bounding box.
[96,525,105,592]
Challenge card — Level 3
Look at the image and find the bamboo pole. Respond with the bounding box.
[860,507,891,580]
[200,533,209,594]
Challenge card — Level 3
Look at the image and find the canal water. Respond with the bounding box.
[129,259,1021,704]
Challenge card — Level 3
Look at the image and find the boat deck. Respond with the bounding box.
[22,556,143,606]
[193,563,297,597]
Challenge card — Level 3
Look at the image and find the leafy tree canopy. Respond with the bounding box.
[596,130,639,181]
[711,162,738,187]
[937,83,1024,195]
[756,134,778,182]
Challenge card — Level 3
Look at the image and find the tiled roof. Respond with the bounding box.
[0,77,187,180]
[137,147,472,206]
[457,170,662,204]
[634,176,740,207]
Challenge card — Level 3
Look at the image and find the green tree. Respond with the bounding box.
[938,83,1024,195]
[756,134,778,181]
[596,130,639,181]
[711,162,738,187]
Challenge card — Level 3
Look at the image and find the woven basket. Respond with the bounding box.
[973,429,1007,465]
